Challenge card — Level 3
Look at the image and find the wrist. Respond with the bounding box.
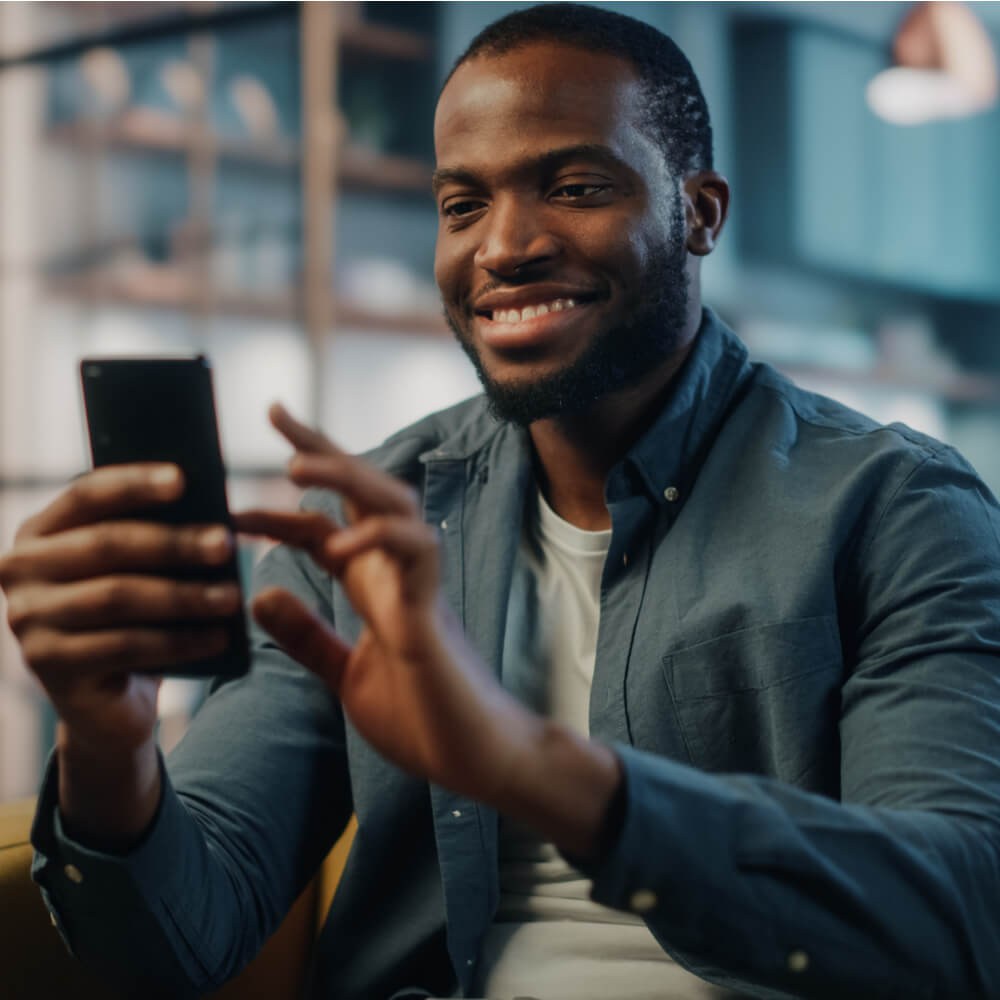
[423,602,624,856]
[57,725,162,851]
[490,718,624,860]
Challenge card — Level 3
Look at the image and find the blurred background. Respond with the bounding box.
[0,1,998,801]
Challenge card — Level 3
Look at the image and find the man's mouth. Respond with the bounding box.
[480,297,582,325]
[470,293,603,353]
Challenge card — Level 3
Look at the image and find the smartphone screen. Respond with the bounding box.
[80,355,250,679]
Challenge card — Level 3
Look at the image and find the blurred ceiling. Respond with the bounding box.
[735,1,1000,41]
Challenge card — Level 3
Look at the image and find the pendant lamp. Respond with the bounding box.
[866,1,998,125]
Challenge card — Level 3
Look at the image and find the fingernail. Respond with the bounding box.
[205,584,239,609]
[200,526,232,558]
[151,466,179,486]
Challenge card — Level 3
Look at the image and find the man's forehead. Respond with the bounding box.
[434,42,644,149]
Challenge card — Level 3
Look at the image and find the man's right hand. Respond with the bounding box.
[0,463,240,847]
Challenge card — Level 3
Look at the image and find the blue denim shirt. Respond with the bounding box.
[31,309,1000,998]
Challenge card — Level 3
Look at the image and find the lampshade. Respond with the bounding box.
[867,1,998,125]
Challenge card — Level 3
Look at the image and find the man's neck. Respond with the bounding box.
[528,338,697,531]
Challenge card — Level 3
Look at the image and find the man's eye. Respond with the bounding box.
[552,183,610,199]
[442,200,484,218]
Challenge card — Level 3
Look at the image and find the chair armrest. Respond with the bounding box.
[1,796,325,999]
[212,816,358,998]
[208,874,318,999]
[0,797,125,999]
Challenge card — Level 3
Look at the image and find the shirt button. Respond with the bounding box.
[629,888,657,913]
[663,486,679,502]
[440,519,448,530]
[451,809,462,818]
[63,864,84,884]
[787,950,809,973]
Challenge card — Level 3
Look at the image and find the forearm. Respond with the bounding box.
[577,745,1000,999]
[490,714,623,859]
[57,724,162,852]
[32,746,221,997]
[32,537,352,996]
[36,701,341,996]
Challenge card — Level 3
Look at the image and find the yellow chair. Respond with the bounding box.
[0,797,357,1000]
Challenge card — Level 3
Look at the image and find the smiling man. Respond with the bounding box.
[433,39,704,438]
[432,28,719,537]
[9,5,1000,1000]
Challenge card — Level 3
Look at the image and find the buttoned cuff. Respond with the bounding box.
[567,744,774,968]
[29,747,205,986]
[31,746,175,874]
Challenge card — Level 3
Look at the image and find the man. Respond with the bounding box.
[3,5,1000,998]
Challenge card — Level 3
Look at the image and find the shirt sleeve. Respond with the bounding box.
[30,495,352,996]
[577,450,1000,999]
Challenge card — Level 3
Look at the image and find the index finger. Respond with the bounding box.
[269,402,340,457]
[18,464,184,540]
[267,403,417,517]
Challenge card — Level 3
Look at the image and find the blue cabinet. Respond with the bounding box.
[790,28,882,275]
[733,20,1000,301]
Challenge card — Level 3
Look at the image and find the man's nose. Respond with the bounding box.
[473,196,560,277]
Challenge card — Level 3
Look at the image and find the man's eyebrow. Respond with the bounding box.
[431,144,625,197]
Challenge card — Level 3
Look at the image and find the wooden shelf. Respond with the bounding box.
[47,109,299,168]
[46,110,433,193]
[48,266,296,318]
[0,3,294,72]
[340,20,432,61]
[49,265,200,310]
[2,7,430,72]
[338,145,432,194]
[335,301,448,337]
[45,265,449,336]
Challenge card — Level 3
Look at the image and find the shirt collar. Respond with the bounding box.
[421,307,751,508]
[607,307,751,507]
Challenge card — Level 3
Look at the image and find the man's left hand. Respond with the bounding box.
[234,403,622,859]
[235,403,540,806]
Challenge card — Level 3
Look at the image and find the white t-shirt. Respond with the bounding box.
[474,490,735,999]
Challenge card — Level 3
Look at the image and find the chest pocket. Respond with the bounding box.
[661,616,844,792]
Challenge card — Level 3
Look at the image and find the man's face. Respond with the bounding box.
[433,41,692,425]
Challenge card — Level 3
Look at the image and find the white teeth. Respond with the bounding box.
[491,298,580,324]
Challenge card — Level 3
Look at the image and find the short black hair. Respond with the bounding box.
[443,3,713,177]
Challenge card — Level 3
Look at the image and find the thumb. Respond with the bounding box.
[252,587,352,693]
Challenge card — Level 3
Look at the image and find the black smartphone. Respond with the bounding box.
[79,355,250,679]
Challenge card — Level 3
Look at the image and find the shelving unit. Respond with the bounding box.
[0,2,456,802]
[25,3,441,364]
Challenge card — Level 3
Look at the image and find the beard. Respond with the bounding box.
[445,201,690,426]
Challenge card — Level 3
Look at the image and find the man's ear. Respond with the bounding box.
[684,172,730,256]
